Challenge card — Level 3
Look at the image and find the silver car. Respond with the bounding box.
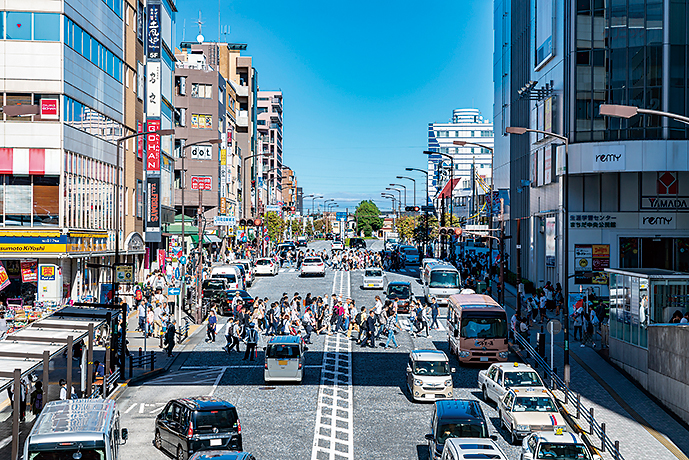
[362,268,387,289]
[264,336,306,383]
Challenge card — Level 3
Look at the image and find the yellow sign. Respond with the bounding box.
[115,264,134,283]
[220,148,227,166]
[0,243,67,253]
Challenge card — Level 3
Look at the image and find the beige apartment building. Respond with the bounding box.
[257,91,283,205]
[281,166,297,208]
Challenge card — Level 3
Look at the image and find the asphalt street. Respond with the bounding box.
[117,239,530,460]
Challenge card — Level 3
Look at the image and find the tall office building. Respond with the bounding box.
[427,109,494,219]
[494,0,689,307]
[281,166,297,208]
[257,91,283,207]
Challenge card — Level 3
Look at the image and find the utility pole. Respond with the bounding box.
[516,217,522,316]
[196,188,203,323]
[499,199,505,306]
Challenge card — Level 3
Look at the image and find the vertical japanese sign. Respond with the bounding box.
[147,120,161,171]
[220,131,227,215]
[545,217,556,267]
[147,177,161,232]
[147,62,161,117]
[137,121,144,159]
[147,4,160,59]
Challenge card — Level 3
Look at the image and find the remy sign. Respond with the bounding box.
[574,244,609,285]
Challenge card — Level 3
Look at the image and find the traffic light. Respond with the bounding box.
[239,219,247,227]
[253,218,263,227]
[245,219,254,227]
[439,227,462,237]
[405,206,420,212]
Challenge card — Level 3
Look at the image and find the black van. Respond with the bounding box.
[155,397,242,460]
[424,399,495,460]
[349,237,366,249]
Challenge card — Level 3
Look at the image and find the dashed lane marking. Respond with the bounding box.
[124,403,137,414]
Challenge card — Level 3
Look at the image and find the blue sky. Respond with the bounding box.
[175,0,494,212]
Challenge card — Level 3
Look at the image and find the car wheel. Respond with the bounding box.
[154,430,162,450]
[482,385,489,402]
[510,426,519,445]
[176,445,186,460]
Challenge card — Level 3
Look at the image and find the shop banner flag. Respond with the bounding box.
[0,263,11,291]
[21,260,38,282]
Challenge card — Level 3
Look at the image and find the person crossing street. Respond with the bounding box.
[243,322,259,360]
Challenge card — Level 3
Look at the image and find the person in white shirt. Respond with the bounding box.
[0,313,8,340]
[59,379,76,400]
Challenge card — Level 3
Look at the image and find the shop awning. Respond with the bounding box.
[165,223,199,235]
[189,234,222,244]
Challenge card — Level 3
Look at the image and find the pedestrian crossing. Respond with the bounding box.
[398,315,446,332]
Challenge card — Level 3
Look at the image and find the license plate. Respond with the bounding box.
[278,360,288,365]
[210,439,222,446]
[367,284,374,287]
[480,357,488,362]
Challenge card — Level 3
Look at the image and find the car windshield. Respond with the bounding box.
[28,448,106,460]
[227,290,249,300]
[437,422,487,444]
[194,409,238,434]
[412,360,450,376]
[504,371,543,387]
[388,285,410,298]
[536,443,591,459]
[267,344,300,358]
[257,259,271,265]
[430,271,460,288]
[365,269,382,277]
[304,258,322,264]
[203,280,225,290]
[513,396,557,412]
[213,273,236,283]
[460,314,507,339]
[404,248,419,255]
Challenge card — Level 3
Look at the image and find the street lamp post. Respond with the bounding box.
[178,138,221,324]
[506,126,570,387]
[453,140,495,276]
[385,187,402,214]
[243,153,271,218]
[311,195,323,216]
[424,150,455,261]
[389,183,407,209]
[396,176,416,208]
[406,167,430,257]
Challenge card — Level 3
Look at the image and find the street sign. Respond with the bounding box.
[114,264,134,284]
[174,267,181,280]
[336,212,347,221]
[421,205,435,212]
[547,319,562,335]
[214,216,236,226]
[168,287,181,296]
[179,256,187,265]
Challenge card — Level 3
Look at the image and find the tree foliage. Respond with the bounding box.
[395,215,418,242]
[264,212,286,242]
[355,200,383,237]
[290,219,302,237]
[313,217,332,234]
[414,213,439,241]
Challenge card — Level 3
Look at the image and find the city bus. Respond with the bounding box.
[447,294,508,364]
[423,263,461,304]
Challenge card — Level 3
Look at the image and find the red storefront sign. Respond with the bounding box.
[190,176,212,190]
[146,120,161,171]
[40,99,59,119]
[137,121,144,159]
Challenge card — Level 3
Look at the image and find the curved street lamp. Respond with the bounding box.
[396,176,416,208]
[385,187,402,214]
[389,183,407,209]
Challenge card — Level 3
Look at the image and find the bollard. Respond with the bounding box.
[139,347,142,357]
[576,393,581,419]
[601,423,606,451]
[589,408,594,434]
[129,356,133,380]
[150,351,155,371]
[614,440,620,460]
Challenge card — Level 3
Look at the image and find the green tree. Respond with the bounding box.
[313,217,332,235]
[355,200,383,237]
[395,215,418,242]
[264,212,286,242]
[290,219,302,237]
[414,213,439,242]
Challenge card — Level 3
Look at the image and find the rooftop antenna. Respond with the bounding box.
[220,25,230,42]
[196,11,205,43]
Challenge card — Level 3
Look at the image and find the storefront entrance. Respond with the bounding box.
[620,237,689,272]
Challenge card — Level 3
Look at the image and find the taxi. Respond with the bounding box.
[497,387,566,445]
[520,428,601,460]
[478,362,545,405]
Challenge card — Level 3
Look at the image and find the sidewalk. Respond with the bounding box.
[501,283,689,460]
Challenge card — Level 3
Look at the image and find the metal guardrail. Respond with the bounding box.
[513,332,623,459]
[128,350,156,379]
[89,369,120,399]
[176,319,190,342]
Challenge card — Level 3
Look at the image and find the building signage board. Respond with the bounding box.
[21,260,38,282]
[190,145,212,160]
[214,216,236,226]
[40,99,59,120]
[575,244,609,285]
[545,216,556,266]
[544,97,553,132]
[639,213,676,229]
[146,120,161,171]
[137,122,144,159]
[591,145,625,171]
[147,4,161,59]
[147,177,161,232]
[190,176,212,190]
[191,114,213,129]
[544,146,552,184]
[147,62,161,117]
[115,264,134,284]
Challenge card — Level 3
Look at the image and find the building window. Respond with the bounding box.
[191,114,213,129]
[64,16,122,83]
[5,12,32,40]
[64,96,124,143]
[191,83,212,98]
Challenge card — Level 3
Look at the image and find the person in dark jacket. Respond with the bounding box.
[364,310,377,348]
[164,320,176,357]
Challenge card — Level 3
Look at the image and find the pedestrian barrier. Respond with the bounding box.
[176,319,190,342]
[89,369,120,399]
[513,332,624,460]
[128,350,155,379]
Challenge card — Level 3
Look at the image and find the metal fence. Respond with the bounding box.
[513,332,623,460]
[128,350,156,379]
[176,319,190,343]
[90,368,120,399]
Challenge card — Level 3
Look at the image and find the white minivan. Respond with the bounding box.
[211,264,244,290]
[264,336,306,383]
[423,263,461,304]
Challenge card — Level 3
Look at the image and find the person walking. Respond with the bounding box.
[364,310,377,348]
[59,379,77,400]
[164,320,176,357]
[137,301,146,333]
[429,297,440,330]
[243,323,259,361]
[206,309,217,342]
[384,311,400,349]
[30,381,44,416]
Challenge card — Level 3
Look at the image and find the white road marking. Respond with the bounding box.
[331,269,339,295]
[124,403,137,414]
[310,334,353,460]
[149,405,166,415]
[399,315,446,332]
[0,435,13,451]
[138,403,145,414]
[347,270,351,299]
[208,367,228,397]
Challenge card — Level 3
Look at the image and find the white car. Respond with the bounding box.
[234,259,254,286]
[331,240,344,251]
[255,258,278,276]
[362,268,387,289]
[498,387,567,445]
[520,429,601,460]
[300,257,326,277]
[442,438,508,460]
[478,362,545,404]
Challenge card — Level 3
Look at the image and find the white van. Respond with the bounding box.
[211,264,244,290]
[24,399,128,460]
[234,259,254,287]
[423,263,461,304]
[264,336,306,383]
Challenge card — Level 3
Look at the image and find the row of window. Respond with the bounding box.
[64,16,123,83]
[191,83,213,99]
[435,147,492,155]
[64,96,125,144]
[102,0,123,18]
[65,151,117,230]
[0,11,60,41]
[434,130,494,138]
[0,176,59,227]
